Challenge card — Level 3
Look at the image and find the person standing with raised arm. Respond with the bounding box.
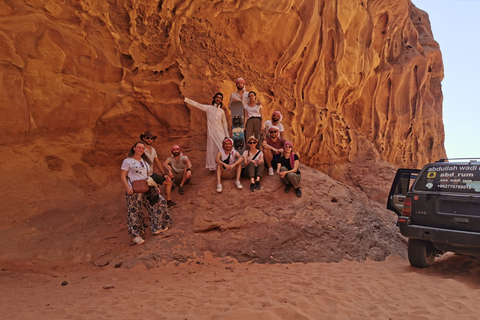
[184,93,229,171]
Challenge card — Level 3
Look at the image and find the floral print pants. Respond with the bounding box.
[125,192,172,237]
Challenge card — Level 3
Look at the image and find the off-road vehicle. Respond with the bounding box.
[387,159,480,267]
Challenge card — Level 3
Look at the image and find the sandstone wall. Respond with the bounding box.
[0,0,445,222]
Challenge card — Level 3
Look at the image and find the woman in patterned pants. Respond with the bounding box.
[121,141,172,245]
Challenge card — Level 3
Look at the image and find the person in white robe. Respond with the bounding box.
[184,93,229,170]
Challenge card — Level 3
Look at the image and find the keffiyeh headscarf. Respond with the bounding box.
[284,142,295,169]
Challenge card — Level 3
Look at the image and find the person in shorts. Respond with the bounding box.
[262,126,286,176]
[164,145,192,195]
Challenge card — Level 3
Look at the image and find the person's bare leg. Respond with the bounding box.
[217,164,223,184]
[164,178,172,201]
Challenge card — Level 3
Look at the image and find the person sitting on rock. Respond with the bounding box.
[262,126,286,176]
[264,111,284,138]
[140,131,176,208]
[277,142,302,197]
[215,137,244,193]
[164,145,192,195]
[242,135,264,191]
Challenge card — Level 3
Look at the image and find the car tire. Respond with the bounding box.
[408,239,436,268]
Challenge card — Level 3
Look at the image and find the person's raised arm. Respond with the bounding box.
[184,97,207,112]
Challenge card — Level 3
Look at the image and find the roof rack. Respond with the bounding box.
[437,158,480,163]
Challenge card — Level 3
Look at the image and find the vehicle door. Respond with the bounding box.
[387,168,420,216]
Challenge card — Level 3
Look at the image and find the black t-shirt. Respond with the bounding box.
[278,154,300,174]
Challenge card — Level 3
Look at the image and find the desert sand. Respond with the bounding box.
[2,253,480,320]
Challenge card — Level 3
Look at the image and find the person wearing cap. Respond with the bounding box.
[164,145,192,195]
[140,131,176,208]
[277,141,302,197]
[264,111,284,138]
[215,137,244,192]
[228,78,249,107]
[262,126,286,176]
[184,93,229,171]
[242,135,264,191]
[243,91,263,142]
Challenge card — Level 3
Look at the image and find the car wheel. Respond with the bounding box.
[408,239,436,268]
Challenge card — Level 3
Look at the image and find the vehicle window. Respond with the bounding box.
[414,164,480,193]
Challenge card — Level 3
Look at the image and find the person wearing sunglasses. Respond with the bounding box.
[242,136,264,191]
[277,142,302,197]
[262,126,286,176]
[184,93,229,171]
[243,91,263,144]
[264,111,284,138]
[140,131,176,208]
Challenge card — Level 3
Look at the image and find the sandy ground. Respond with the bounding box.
[2,253,480,320]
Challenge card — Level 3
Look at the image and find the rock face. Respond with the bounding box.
[0,0,445,264]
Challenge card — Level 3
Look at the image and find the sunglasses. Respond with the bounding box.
[145,137,155,140]
[248,141,257,144]
[284,145,292,149]
[269,131,278,134]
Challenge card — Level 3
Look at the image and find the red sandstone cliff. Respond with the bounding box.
[0,0,445,263]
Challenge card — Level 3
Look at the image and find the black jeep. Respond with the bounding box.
[387,159,480,267]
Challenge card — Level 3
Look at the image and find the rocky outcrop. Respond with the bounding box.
[0,0,445,264]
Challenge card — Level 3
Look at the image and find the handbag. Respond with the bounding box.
[132,179,149,193]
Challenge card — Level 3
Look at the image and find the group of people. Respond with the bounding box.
[184,77,301,196]
[120,131,192,245]
[120,78,301,246]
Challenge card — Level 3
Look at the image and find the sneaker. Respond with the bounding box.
[178,185,185,195]
[284,184,292,193]
[250,183,255,192]
[295,187,302,197]
[216,183,223,193]
[268,167,274,176]
[255,181,261,190]
[235,180,243,190]
[133,236,145,245]
[167,200,177,209]
[153,227,169,235]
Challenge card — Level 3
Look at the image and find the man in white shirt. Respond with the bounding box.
[215,137,244,193]
[228,78,249,107]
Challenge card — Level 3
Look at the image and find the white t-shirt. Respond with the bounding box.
[264,120,284,137]
[121,158,150,187]
[244,103,262,119]
[242,149,264,164]
[220,149,238,165]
